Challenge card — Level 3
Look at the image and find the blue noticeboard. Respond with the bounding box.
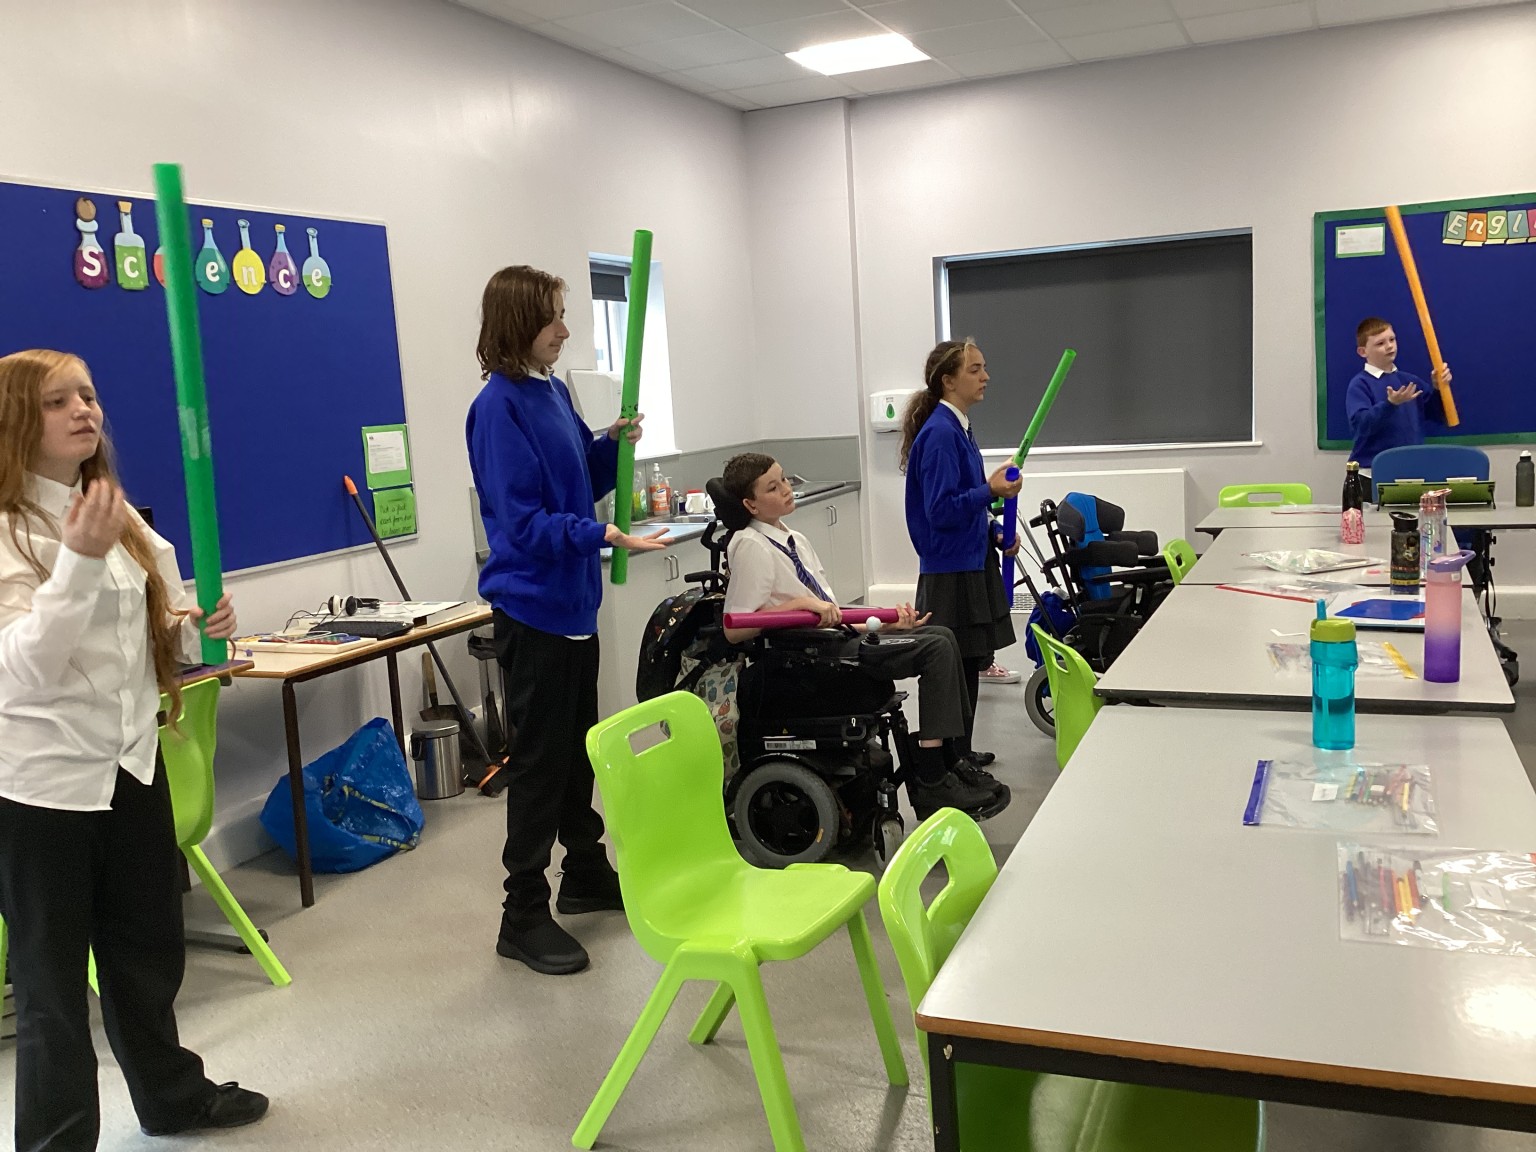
[0,177,409,572]
[1314,192,1536,450]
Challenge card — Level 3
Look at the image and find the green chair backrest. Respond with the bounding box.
[159,679,220,850]
[1162,538,1197,586]
[877,808,998,1042]
[1217,483,1312,508]
[585,691,746,964]
[1031,625,1103,769]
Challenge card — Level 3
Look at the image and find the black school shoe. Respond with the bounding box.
[967,750,998,768]
[909,771,1008,823]
[555,868,625,916]
[141,1083,268,1136]
[497,915,590,975]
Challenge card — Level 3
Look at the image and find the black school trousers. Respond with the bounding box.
[0,766,213,1152]
[492,611,611,924]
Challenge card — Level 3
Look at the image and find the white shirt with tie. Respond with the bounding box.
[0,473,201,811]
[724,518,835,619]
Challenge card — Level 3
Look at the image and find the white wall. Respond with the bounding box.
[746,5,1536,595]
[0,0,758,864]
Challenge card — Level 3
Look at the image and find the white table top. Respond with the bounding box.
[1185,524,1416,586]
[1197,503,1536,535]
[1094,584,1513,713]
[918,707,1536,1105]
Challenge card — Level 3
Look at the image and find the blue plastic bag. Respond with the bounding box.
[260,717,425,874]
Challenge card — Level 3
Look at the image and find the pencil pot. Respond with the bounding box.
[1310,618,1357,751]
[1423,550,1474,683]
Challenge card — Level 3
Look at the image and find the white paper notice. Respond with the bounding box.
[1336,224,1386,258]
[366,430,408,476]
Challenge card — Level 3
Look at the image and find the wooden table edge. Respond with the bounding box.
[913,1014,1536,1106]
[230,608,494,681]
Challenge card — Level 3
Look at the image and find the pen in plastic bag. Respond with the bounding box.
[1409,860,1422,911]
[1345,858,1359,921]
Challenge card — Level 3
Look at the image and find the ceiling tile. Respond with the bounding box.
[945,39,1073,76]
[513,0,646,18]
[908,16,1047,56]
[678,0,846,21]
[728,74,857,104]
[1169,0,1298,15]
[554,2,721,46]
[1315,0,1449,24]
[857,0,1019,35]
[593,44,675,71]
[838,57,960,92]
[739,8,889,51]
[624,28,777,67]
[1030,0,1178,38]
[529,19,615,49]
[680,54,817,87]
[1056,20,1188,59]
[1183,2,1315,43]
[711,90,766,110]
[452,0,542,25]
[656,68,723,93]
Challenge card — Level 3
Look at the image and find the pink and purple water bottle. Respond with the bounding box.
[1423,549,1474,683]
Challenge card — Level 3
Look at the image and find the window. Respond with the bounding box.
[588,256,676,459]
[940,230,1254,452]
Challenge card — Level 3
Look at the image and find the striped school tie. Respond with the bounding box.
[774,535,831,602]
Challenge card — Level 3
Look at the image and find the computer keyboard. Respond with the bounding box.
[308,619,410,640]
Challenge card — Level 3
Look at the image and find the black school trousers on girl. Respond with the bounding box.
[0,765,214,1152]
[492,610,611,925]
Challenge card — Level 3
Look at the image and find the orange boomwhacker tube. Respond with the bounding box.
[1384,204,1460,427]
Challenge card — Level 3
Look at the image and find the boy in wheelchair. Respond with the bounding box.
[718,454,1009,832]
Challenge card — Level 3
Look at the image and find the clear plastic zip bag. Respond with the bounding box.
[1243,761,1436,834]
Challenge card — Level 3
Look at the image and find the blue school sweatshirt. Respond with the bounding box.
[905,404,995,574]
[467,371,618,636]
[1345,367,1444,468]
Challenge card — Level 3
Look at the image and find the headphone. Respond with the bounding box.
[324,595,381,617]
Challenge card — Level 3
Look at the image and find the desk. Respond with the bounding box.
[1182,524,1441,586]
[1094,584,1513,713]
[918,708,1536,1147]
[235,606,493,907]
[1197,504,1536,536]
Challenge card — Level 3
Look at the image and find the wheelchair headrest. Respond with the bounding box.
[706,476,752,533]
[1059,492,1127,544]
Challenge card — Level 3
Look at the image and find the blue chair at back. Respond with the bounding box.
[1372,445,1490,484]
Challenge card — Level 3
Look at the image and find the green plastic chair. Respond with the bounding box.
[1162,538,1198,586]
[1030,625,1104,770]
[878,808,1265,1152]
[1217,483,1312,508]
[160,680,291,988]
[574,691,906,1152]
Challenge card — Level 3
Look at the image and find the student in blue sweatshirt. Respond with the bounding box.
[900,339,1023,765]
[467,265,666,976]
[1346,316,1453,471]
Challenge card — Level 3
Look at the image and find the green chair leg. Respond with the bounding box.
[846,910,908,1087]
[183,846,291,987]
[688,981,736,1046]
[573,958,691,1149]
[87,949,98,995]
[729,960,805,1152]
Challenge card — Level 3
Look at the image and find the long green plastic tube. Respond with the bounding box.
[153,163,225,665]
[609,229,652,586]
[1013,348,1076,466]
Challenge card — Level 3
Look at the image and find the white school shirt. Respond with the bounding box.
[0,474,201,811]
[939,399,970,433]
[723,519,836,619]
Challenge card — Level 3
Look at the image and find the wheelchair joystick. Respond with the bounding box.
[861,617,882,648]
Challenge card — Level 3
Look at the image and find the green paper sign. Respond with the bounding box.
[361,423,412,490]
[373,486,416,538]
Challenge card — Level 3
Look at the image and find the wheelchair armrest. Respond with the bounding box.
[1071,540,1142,568]
[1106,529,1160,557]
[756,627,854,653]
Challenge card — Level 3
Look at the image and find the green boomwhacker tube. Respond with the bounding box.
[1012,348,1075,466]
[153,163,226,665]
[609,229,653,586]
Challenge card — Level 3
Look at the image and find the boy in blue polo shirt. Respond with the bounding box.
[1346,316,1453,469]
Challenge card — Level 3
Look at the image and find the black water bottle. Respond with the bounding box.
[1518,451,1534,508]
[1390,511,1420,594]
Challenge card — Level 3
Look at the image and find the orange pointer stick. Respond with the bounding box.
[1384,204,1459,426]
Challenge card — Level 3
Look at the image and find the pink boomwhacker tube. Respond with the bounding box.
[723,607,900,630]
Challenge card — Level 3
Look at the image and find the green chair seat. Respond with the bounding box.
[574,691,906,1152]
[879,809,1263,1152]
[1217,483,1311,508]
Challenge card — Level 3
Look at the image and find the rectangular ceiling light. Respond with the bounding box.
[787,32,929,76]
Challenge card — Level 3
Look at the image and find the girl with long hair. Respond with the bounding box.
[900,339,1024,766]
[0,349,265,1148]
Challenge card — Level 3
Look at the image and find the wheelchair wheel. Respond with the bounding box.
[873,814,904,868]
[1024,666,1055,736]
[733,759,840,869]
